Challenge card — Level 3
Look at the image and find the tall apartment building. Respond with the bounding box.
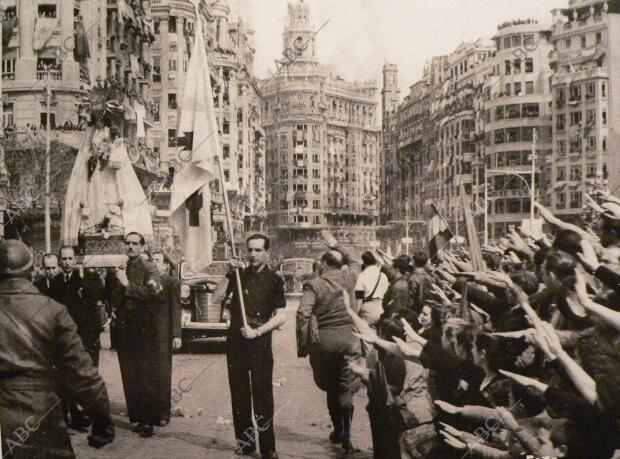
[149,0,264,239]
[476,21,554,240]
[262,0,381,244]
[549,0,620,221]
[433,40,496,228]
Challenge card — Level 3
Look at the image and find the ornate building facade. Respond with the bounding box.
[262,0,381,244]
[150,0,264,240]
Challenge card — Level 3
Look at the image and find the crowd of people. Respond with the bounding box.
[0,233,182,458]
[297,190,620,458]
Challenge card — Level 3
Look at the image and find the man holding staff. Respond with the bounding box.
[221,233,287,459]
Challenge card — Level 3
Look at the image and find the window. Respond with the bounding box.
[281,200,288,210]
[525,81,534,95]
[169,17,177,34]
[570,137,582,153]
[223,169,230,182]
[556,192,566,209]
[312,154,319,163]
[312,200,320,209]
[557,140,566,155]
[168,93,177,109]
[514,82,522,96]
[525,58,533,73]
[603,137,607,151]
[223,144,230,158]
[587,136,596,150]
[556,114,565,130]
[313,216,321,224]
[2,58,16,79]
[596,32,602,44]
[587,163,596,178]
[153,57,161,82]
[586,82,596,98]
[570,111,582,126]
[154,21,160,34]
[522,103,539,118]
[570,84,581,102]
[565,38,571,48]
[602,111,607,125]
[570,191,582,209]
[505,83,511,97]
[169,59,177,71]
[503,37,511,49]
[312,169,320,179]
[495,106,505,120]
[40,112,56,129]
[223,119,229,134]
[557,166,566,180]
[168,129,177,147]
[313,184,320,193]
[586,109,596,124]
[521,127,534,142]
[494,130,505,144]
[602,83,607,97]
[504,60,512,75]
[153,99,160,122]
[570,165,582,181]
[513,59,521,74]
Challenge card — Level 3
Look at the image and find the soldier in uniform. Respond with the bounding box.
[297,231,362,455]
[113,231,162,438]
[152,251,182,426]
[0,240,114,458]
[222,234,286,459]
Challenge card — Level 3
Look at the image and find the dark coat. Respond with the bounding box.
[0,278,113,458]
[113,255,162,424]
[49,269,105,350]
[34,276,52,295]
[153,273,182,421]
[114,256,162,342]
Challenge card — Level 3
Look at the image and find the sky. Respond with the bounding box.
[231,0,565,94]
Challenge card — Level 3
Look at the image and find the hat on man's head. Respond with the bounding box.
[0,240,34,274]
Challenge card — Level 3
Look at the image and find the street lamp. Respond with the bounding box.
[483,128,537,244]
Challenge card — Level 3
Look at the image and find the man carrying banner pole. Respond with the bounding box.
[427,202,455,261]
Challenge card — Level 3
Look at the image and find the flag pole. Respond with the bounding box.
[217,155,248,329]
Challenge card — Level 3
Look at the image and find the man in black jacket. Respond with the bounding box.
[34,253,60,294]
[113,232,162,438]
[49,246,106,430]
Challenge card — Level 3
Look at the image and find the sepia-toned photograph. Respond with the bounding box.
[1,0,620,458]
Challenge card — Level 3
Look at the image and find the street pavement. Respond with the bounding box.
[72,299,373,458]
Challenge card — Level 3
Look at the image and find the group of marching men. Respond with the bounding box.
[296,191,620,458]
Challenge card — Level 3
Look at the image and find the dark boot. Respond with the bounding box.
[329,409,342,443]
[340,406,357,455]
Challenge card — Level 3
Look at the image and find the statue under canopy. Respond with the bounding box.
[61,82,153,250]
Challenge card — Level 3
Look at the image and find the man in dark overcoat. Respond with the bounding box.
[34,253,60,294]
[152,251,182,425]
[112,231,162,438]
[0,240,114,458]
[49,246,106,430]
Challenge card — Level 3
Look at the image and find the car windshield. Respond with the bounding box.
[280,259,314,275]
[181,261,229,280]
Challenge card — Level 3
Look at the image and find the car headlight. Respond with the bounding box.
[180,284,191,299]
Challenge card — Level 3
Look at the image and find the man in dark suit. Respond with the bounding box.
[34,253,60,294]
[113,232,162,438]
[152,251,182,426]
[49,246,106,430]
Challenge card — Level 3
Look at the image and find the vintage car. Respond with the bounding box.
[278,257,315,294]
[177,260,230,342]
